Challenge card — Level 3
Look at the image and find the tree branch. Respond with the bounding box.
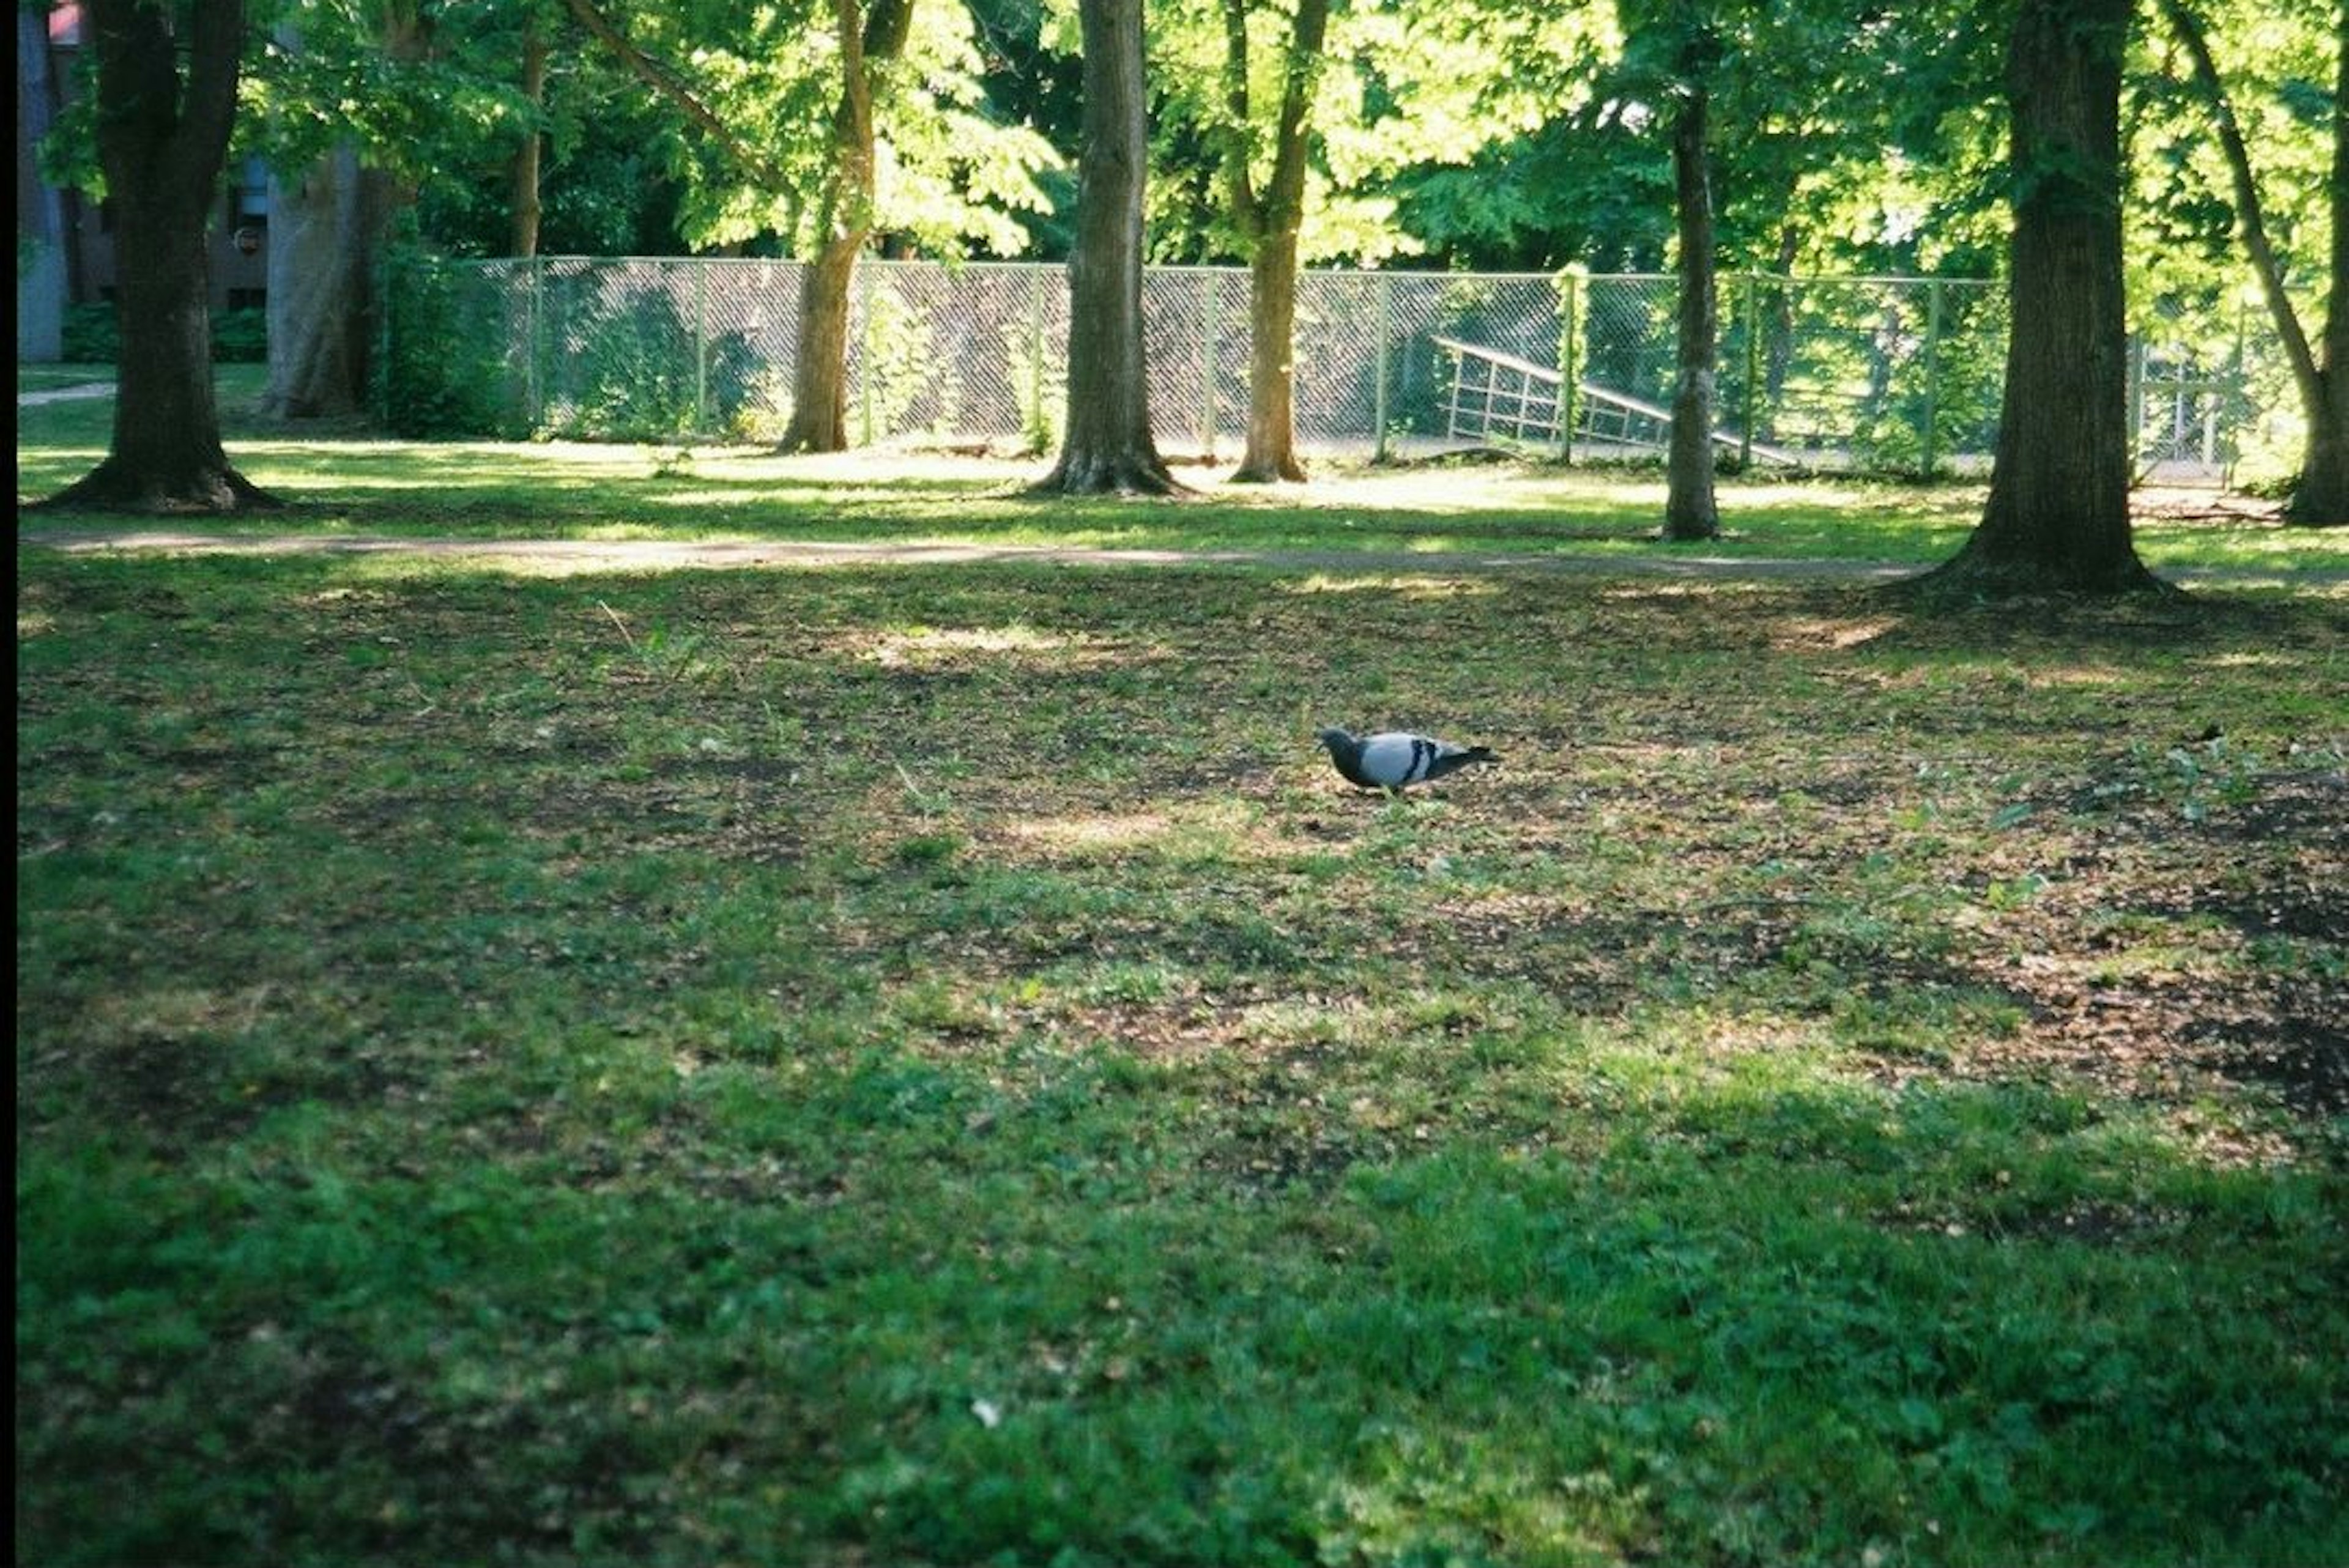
[1264,0,1331,225]
[560,0,795,194]
[2151,0,2321,401]
[1220,0,1260,231]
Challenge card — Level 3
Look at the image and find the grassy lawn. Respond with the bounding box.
[16,409,2349,1565]
[17,367,2347,577]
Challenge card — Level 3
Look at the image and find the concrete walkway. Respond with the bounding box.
[17,382,114,406]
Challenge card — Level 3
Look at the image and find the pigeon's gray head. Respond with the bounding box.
[1315,726,1353,753]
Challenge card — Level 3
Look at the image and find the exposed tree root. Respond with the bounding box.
[29,461,283,515]
[1028,449,1191,497]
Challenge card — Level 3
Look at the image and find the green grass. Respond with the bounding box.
[17,368,2348,577]
[16,412,2349,1566]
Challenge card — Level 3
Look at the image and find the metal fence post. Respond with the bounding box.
[1372,272,1393,463]
[2128,335,2145,472]
[694,257,709,435]
[2225,300,2247,486]
[1027,267,1047,449]
[529,254,546,431]
[1922,279,1943,478]
[1556,270,1580,463]
[858,265,875,448]
[1200,268,1218,459]
[1740,273,1761,470]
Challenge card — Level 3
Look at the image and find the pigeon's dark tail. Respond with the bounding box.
[1425,745,1497,782]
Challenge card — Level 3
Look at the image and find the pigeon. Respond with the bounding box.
[1315,727,1497,793]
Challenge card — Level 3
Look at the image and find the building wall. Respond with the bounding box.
[15,1,273,352]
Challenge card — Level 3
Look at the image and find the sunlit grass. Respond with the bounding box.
[21,375,2345,579]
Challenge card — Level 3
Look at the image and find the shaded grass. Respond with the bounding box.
[16,539,2347,1566]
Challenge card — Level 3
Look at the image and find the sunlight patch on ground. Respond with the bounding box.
[1770,615,1899,651]
[2025,665,2129,688]
[1280,574,1502,598]
[1001,812,1179,855]
[858,624,1104,670]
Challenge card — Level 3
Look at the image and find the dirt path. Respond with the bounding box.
[19,526,2347,586]
[18,527,1934,580]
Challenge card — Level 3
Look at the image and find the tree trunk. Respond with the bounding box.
[1035,0,1179,494]
[1237,230,1305,481]
[1663,73,1720,541]
[39,0,274,512]
[774,0,918,455]
[779,0,883,454]
[510,12,547,258]
[264,143,399,418]
[783,238,863,451]
[2287,5,2348,527]
[1920,0,2156,594]
[2153,0,2346,527]
[1225,0,1329,485]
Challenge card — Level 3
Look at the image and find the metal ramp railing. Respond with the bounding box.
[1432,335,1799,467]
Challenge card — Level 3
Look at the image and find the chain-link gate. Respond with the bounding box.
[383,255,2281,481]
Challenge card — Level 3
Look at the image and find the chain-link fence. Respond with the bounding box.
[382,254,2289,481]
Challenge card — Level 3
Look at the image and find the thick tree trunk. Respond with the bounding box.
[1920,0,2156,594]
[779,0,910,455]
[1036,0,1178,495]
[1235,227,1305,483]
[2298,388,2349,526]
[264,143,399,418]
[39,0,274,512]
[782,239,863,451]
[1663,76,1720,541]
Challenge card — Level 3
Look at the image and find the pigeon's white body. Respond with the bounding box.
[1316,727,1496,791]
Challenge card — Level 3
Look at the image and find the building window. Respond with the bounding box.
[233,157,269,227]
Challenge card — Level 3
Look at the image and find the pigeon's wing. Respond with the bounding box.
[1357,732,1437,787]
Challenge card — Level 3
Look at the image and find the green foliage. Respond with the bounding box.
[377,251,532,438]
[210,308,267,363]
[577,0,1058,259]
[60,303,119,363]
[58,304,267,364]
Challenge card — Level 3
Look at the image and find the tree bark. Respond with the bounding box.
[1919,0,2157,594]
[39,0,275,512]
[779,0,911,454]
[2288,4,2348,526]
[264,142,401,418]
[263,9,425,421]
[1225,0,1330,484]
[510,11,547,258]
[1035,0,1179,494]
[2153,0,2347,527]
[1239,231,1305,481]
[1663,65,1720,541]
